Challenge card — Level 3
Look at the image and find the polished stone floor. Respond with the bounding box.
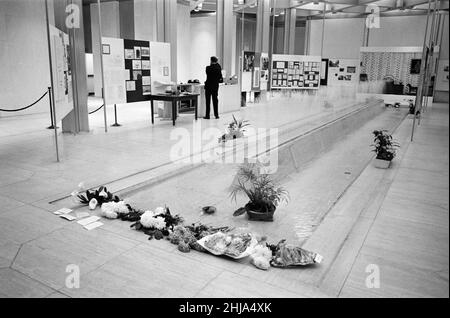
[0,97,448,298]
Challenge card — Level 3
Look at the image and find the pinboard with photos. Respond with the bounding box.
[124,39,152,103]
[271,54,322,90]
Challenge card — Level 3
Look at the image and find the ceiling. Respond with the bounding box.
[191,0,449,19]
[81,0,449,19]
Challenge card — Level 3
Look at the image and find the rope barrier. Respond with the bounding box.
[89,104,105,115]
[0,90,49,112]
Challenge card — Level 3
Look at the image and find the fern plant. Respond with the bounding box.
[219,115,250,143]
[231,163,289,216]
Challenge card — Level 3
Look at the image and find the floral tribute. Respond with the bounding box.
[73,185,322,270]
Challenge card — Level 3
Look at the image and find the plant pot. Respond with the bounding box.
[374,158,391,169]
[245,203,276,222]
[221,136,246,148]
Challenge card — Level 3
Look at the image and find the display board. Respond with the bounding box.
[260,53,270,91]
[242,51,255,92]
[271,54,322,89]
[327,58,359,86]
[100,38,171,105]
[49,25,73,122]
[359,47,425,94]
[149,42,172,94]
[124,39,151,103]
[252,52,261,92]
[102,37,127,105]
[436,59,449,92]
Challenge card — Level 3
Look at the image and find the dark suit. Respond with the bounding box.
[205,63,223,118]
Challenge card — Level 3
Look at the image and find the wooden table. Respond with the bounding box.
[147,94,199,126]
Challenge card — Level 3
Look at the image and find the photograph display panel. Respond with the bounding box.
[327,58,359,86]
[124,39,151,101]
[271,55,322,90]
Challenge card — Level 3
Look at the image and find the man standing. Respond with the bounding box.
[204,56,223,120]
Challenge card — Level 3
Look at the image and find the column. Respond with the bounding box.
[91,1,120,97]
[53,0,90,133]
[119,0,134,39]
[156,0,177,82]
[255,0,271,53]
[216,0,234,78]
[134,0,157,41]
[283,8,296,54]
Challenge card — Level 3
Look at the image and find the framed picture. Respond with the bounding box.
[163,66,169,76]
[329,60,339,68]
[142,76,151,86]
[243,52,255,72]
[125,49,134,59]
[142,60,151,70]
[134,47,141,60]
[276,61,285,69]
[142,85,151,95]
[253,69,260,87]
[102,44,110,55]
[132,70,142,81]
[347,66,356,73]
[126,80,136,91]
[410,59,421,74]
[132,60,142,70]
[141,47,150,57]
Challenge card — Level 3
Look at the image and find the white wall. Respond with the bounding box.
[190,15,217,82]
[368,15,428,47]
[309,18,365,59]
[0,0,50,117]
[177,4,191,83]
[91,1,120,97]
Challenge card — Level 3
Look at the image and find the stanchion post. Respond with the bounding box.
[51,91,60,163]
[111,104,121,127]
[46,86,57,129]
[44,0,60,162]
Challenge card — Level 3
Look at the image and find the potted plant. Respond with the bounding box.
[371,130,400,169]
[231,163,289,222]
[219,115,250,144]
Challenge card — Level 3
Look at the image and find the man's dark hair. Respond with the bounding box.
[211,56,218,63]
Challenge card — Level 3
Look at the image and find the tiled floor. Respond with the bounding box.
[0,96,447,298]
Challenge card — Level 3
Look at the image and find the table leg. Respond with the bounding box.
[172,101,176,126]
[150,100,154,125]
[194,97,198,121]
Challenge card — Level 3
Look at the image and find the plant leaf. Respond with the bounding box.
[233,207,247,217]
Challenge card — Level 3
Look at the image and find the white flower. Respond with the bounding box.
[78,182,86,191]
[99,190,108,198]
[250,244,272,270]
[154,207,166,216]
[100,201,129,219]
[89,198,98,210]
[140,212,167,230]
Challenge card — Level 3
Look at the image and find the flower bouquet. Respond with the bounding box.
[267,240,323,267]
[130,207,183,240]
[197,232,258,259]
[75,185,121,210]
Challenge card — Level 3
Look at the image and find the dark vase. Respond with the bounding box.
[245,202,276,222]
